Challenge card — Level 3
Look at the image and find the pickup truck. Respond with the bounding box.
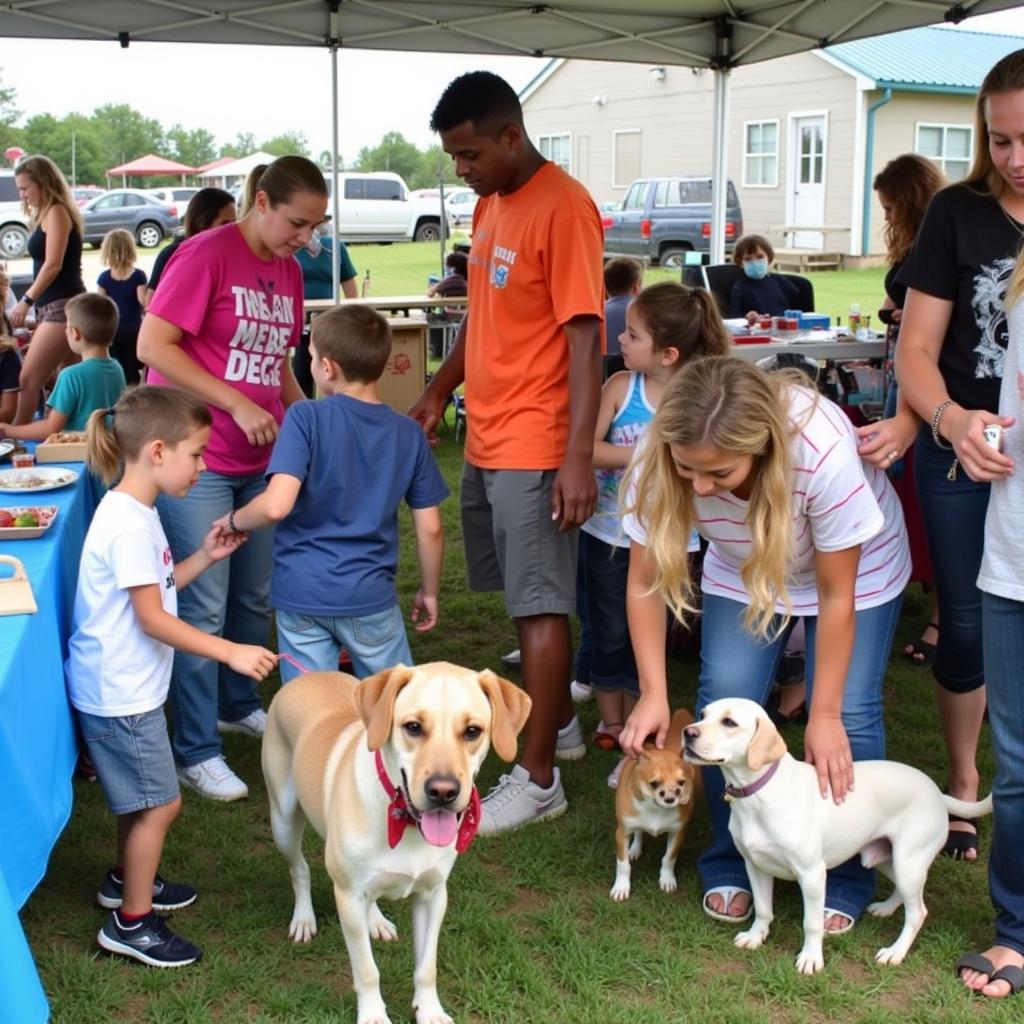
[602,176,743,269]
[322,172,454,244]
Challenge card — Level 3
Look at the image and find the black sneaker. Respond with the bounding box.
[96,868,198,911]
[98,911,202,968]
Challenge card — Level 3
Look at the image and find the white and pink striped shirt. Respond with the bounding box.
[624,387,910,615]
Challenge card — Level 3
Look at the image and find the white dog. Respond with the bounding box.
[262,664,531,1024]
[683,697,993,975]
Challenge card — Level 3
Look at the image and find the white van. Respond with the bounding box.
[0,170,30,259]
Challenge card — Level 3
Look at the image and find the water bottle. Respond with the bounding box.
[848,303,861,337]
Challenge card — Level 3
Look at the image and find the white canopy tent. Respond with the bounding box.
[3,0,1022,269]
[1,0,1020,278]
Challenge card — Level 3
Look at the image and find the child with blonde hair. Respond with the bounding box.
[0,263,22,421]
[98,228,148,384]
[619,356,910,933]
[581,282,730,786]
[67,385,277,967]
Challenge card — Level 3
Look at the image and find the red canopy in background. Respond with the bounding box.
[105,153,196,185]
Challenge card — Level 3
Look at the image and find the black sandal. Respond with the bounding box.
[943,813,979,860]
[903,621,938,665]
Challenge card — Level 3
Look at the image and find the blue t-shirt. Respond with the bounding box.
[267,394,449,616]
[98,268,147,326]
[294,239,358,300]
[729,273,801,318]
[48,357,126,430]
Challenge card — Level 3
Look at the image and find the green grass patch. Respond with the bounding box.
[24,426,1007,1024]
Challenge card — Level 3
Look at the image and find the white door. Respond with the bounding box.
[791,116,826,250]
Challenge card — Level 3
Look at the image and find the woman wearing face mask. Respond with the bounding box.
[729,234,801,325]
[137,155,328,804]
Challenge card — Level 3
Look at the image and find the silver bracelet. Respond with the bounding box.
[931,400,955,451]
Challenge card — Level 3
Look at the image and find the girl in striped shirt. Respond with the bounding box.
[619,356,910,934]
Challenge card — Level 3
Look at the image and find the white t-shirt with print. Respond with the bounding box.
[624,387,911,615]
[978,299,1024,601]
[66,490,177,717]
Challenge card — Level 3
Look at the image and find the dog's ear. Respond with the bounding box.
[476,670,532,762]
[746,715,787,771]
[356,664,415,751]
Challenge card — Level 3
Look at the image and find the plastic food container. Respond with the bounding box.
[11,452,34,470]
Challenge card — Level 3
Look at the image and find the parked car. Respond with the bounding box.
[602,176,743,268]
[0,169,29,259]
[320,172,455,244]
[147,186,201,207]
[72,185,103,206]
[81,189,181,248]
[445,188,478,227]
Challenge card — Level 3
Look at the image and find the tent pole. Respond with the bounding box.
[330,3,341,298]
[709,18,732,268]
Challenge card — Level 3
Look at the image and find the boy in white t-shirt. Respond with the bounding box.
[66,386,277,968]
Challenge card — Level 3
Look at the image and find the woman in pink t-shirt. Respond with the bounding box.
[618,356,909,936]
[138,156,327,802]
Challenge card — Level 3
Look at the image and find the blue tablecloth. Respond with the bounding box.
[0,454,98,1024]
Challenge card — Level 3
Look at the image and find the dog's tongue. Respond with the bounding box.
[419,809,459,846]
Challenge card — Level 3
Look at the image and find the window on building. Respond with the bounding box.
[916,124,973,181]
[743,120,779,187]
[538,133,571,173]
[613,130,642,189]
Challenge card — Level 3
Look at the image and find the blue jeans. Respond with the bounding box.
[697,591,902,921]
[276,605,412,682]
[157,471,272,767]
[573,550,592,685]
[982,592,1024,955]
[914,424,988,692]
[580,532,638,695]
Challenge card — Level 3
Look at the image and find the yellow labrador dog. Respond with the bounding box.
[262,663,531,1024]
[684,697,992,976]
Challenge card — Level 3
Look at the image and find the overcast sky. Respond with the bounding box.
[2,8,1023,166]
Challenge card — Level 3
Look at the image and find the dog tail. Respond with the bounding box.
[943,793,993,820]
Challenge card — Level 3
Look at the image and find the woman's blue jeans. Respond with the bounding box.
[982,592,1024,955]
[914,424,988,692]
[697,591,902,921]
[157,470,272,767]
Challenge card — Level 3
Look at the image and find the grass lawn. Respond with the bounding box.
[23,414,1008,1024]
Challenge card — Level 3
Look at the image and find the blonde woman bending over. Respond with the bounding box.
[10,155,85,424]
[619,357,910,934]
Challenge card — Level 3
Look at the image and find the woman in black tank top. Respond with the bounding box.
[8,155,85,425]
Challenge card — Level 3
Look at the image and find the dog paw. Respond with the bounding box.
[288,912,317,944]
[356,1000,393,1024]
[413,999,453,1024]
[609,880,631,901]
[368,904,399,942]
[866,896,900,919]
[659,872,677,894]
[795,947,825,975]
[874,944,907,966]
[734,927,767,950]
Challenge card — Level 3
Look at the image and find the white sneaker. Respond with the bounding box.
[177,756,249,802]
[570,680,593,703]
[554,716,586,761]
[216,709,267,738]
[607,756,627,790]
[500,648,521,667]
[478,764,567,836]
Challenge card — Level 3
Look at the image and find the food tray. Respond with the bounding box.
[0,467,78,493]
[0,505,59,540]
[36,441,88,463]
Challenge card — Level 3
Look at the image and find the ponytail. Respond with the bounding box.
[631,281,732,363]
[86,407,121,485]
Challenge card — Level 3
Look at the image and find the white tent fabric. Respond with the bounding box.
[195,150,279,183]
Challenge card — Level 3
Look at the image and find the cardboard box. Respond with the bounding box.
[380,319,427,413]
[35,441,88,463]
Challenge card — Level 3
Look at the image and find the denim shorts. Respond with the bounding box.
[77,706,180,815]
[36,297,74,324]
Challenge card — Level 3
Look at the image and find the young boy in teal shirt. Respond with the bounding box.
[0,292,125,440]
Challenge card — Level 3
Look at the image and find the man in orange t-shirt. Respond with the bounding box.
[411,71,604,835]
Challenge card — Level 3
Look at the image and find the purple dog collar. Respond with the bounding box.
[723,758,781,802]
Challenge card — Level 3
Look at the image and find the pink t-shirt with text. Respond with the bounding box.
[147,223,303,476]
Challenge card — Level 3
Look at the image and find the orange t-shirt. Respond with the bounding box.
[464,162,604,470]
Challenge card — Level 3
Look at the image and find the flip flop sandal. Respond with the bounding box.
[944,813,979,861]
[956,952,996,979]
[593,721,622,751]
[823,908,855,935]
[903,622,938,665]
[988,965,1024,995]
[702,886,753,923]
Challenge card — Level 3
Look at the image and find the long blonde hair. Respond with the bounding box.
[626,356,798,638]
[100,228,137,276]
[1007,247,1024,311]
[965,48,1024,198]
[14,155,83,235]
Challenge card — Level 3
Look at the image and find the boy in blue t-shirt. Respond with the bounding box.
[223,305,449,680]
[0,292,125,440]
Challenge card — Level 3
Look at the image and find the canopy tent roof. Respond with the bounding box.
[105,153,197,176]
[1,0,1022,70]
[195,151,279,181]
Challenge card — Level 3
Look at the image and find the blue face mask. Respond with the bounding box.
[743,258,769,280]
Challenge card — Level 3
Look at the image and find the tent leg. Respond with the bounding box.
[710,67,730,268]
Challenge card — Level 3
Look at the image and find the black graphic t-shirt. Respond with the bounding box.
[898,184,1021,413]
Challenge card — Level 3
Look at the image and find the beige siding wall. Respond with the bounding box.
[523,56,976,256]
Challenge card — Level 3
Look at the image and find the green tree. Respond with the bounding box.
[354,131,421,185]
[412,144,457,191]
[20,112,106,185]
[92,103,165,173]
[318,149,345,171]
[166,125,217,169]
[219,132,257,158]
[262,131,310,158]
[0,68,21,155]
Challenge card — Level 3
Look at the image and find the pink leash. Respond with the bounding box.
[277,652,312,675]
